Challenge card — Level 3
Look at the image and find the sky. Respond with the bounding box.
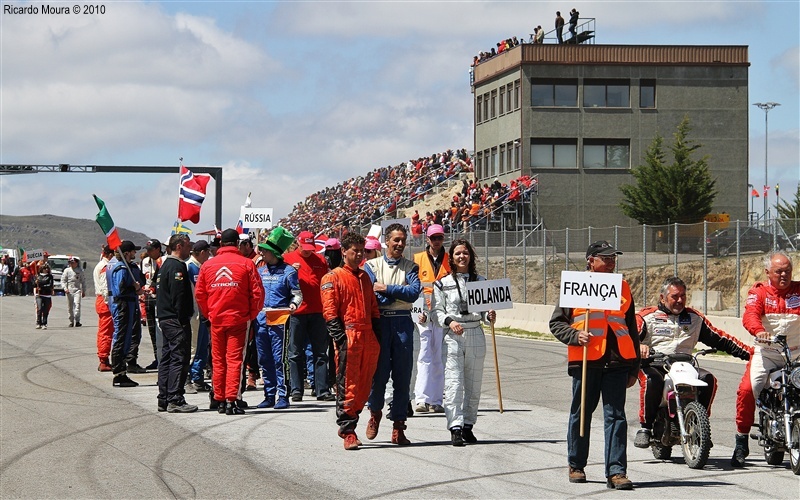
[1,0,798,239]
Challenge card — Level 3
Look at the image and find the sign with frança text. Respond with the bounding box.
[26,248,44,262]
[558,270,623,311]
[239,208,273,229]
[465,278,513,313]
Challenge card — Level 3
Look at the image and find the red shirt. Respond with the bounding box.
[283,249,328,315]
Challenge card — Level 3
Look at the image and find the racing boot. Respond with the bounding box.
[462,424,478,444]
[365,409,382,440]
[451,427,465,447]
[391,421,411,446]
[731,433,749,467]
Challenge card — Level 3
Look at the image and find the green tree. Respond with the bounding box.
[776,184,800,235]
[619,116,717,225]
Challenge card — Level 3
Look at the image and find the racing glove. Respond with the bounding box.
[326,318,346,346]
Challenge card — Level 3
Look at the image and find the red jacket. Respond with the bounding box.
[321,264,379,329]
[283,249,328,315]
[743,280,800,351]
[195,246,264,327]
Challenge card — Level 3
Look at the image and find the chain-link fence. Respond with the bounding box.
[403,218,798,317]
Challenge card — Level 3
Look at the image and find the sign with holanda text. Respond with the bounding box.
[465,278,514,313]
[558,271,622,311]
[239,208,273,228]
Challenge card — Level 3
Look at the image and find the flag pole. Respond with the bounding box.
[176,156,184,224]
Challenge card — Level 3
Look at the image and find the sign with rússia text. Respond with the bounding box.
[239,208,273,229]
[558,271,622,311]
[465,278,513,313]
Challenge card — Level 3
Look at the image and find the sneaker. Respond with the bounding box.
[391,421,411,445]
[113,374,138,387]
[184,382,198,395]
[68,323,74,327]
[274,397,290,410]
[462,425,478,444]
[634,428,652,449]
[217,401,227,414]
[366,410,382,440]
[431,404,445,413]
[127,364,146,374]
[451,427,465,447]
[606,473,633,490]
[36,325,42,329]
[42,325,47,330]
[415,403,431,413]
[731,433,749,467]
[75,322,82,327]
[568,466,586,483]
[257,398,275,409]
[167,401,198,413]
[291,392,303,402]
[226,403,245,415]
[158,402,167,412]
[192,381,211,392]
[343,433,359,450]
[316,392,336,401]
[144,360,158,370]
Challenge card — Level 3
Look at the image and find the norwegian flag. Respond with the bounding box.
[178,165,212,224]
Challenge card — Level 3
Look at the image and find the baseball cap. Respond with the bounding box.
[365,237,382,251]
[325,238,341,250]
[585,240,622,259]
[426,224,445,237]
[120,240,141,253]
[297,231,316,251]
[192,240,210,252]
[238,233,252,245]
[68,256,78,263]
[220,229,239,245]
[145,239,163,251]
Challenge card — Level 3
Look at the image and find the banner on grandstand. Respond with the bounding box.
[465,278,513,313]
[239,208,273,229]
[558,271,622,310]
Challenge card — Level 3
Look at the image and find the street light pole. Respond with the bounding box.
[753,102,780,221]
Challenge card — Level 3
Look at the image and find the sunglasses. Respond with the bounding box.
[429,235,445,241]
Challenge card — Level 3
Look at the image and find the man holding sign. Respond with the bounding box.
[550,241,639,490]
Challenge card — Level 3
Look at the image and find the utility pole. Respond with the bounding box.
[753,102,780,220]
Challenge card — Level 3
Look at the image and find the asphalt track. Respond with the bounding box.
[1,295,798,498]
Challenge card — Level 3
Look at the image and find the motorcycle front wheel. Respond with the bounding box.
[681,401,711,469]
[790,419,800,475]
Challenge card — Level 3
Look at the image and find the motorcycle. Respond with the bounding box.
[751,333,800,475]
[645,349,716,469]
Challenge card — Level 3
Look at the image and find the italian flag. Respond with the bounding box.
[93,195,122,250]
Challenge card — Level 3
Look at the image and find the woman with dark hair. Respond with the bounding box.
[34,264,54,329]
[431,239,496,446]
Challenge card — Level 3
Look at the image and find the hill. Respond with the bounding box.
[0,213,152,262]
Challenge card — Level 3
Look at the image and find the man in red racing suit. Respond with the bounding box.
[321,232,382,450]
[195,228,264,415]
[732,251,800,466]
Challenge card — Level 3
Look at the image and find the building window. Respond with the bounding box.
[506,83,513,112]
[490,90,497,119]
[492,147,499,177]
[514,140,521,169]
[483,92,489,122]
[476,152,483,178]
[506,142,514,173]
[640,79,656,108]
[531,79,578,107]
[583,80,630,108]
[499,144,506,173]
[476,95,483,123]
[531,139,577,168]
[583,140,630,169]
[514,80,520,109]
[499,86,505,115]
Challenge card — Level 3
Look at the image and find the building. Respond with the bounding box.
[472,44,749,230]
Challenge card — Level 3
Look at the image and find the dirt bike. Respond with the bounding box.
[751,333,800,475]
[645,349,716,469]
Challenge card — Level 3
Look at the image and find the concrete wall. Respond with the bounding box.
[496,302,753,347]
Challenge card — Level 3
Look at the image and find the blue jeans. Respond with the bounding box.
[368,313,414,422]
[190,317,210,383]
[287,313,329,396]
[567,367,629,478]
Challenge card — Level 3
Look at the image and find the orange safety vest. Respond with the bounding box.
[568,280,637,362]
[413,250,450,310]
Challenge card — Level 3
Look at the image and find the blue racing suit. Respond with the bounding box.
[187,257,210,384]
[108,260,143,376]
[255,261,302,401]
[365,255,421,422]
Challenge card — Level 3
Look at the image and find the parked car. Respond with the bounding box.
[699,227,788,257]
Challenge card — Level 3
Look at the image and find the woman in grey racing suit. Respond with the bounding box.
[431,239,496,446]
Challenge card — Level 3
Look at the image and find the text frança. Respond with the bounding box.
[468,285,512,305]
[562,281,619,301]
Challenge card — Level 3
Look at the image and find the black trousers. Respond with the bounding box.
[157,318,192,405]
[145,297,159,362]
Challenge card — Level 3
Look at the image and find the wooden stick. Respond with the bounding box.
[580,309,589,437]
[490,318,504,413]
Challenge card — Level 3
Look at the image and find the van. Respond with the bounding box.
[47,255,86,293]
